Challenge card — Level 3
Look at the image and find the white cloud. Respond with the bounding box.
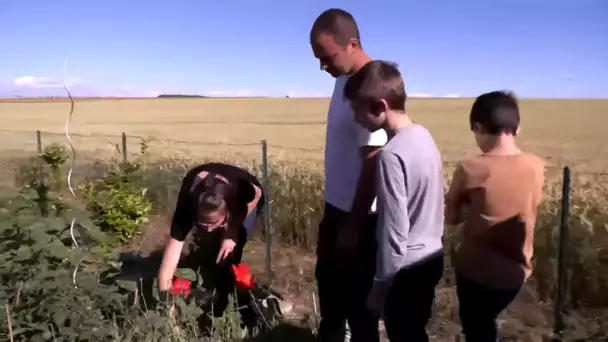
[442,93,460,98]
[409,92,433,98]
[5,76,160,98]
[13,76,83,88]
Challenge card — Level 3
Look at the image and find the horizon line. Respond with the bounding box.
[1,95,607,101]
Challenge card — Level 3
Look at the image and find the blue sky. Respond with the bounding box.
[0,0,606,98]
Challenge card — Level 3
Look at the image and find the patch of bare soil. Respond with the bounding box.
[124,217,560,341]
[124,215,173,256]
[241,240,318,327]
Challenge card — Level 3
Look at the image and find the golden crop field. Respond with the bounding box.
[1,97,607,172]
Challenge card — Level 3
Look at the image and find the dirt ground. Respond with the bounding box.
[126,216,559,342]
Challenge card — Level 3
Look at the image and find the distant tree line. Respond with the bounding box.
[157,94,210,98]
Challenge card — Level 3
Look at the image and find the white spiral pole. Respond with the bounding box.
[61,53,80,287]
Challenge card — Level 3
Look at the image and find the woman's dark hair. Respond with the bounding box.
[191,173,234,214]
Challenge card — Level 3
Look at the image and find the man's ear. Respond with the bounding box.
[347,38,361,52]
[515,126,521,136]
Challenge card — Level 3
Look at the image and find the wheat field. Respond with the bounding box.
[1,97,607,171]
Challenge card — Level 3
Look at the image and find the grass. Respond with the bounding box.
[1,97,608,340]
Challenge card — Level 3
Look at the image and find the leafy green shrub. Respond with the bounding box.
[81,145,153,243]
[13,143,71,218]
[42,143,70,190]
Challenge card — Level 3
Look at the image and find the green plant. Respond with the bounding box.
[82,162,152,243]
[13,143,71,218]
[42,143,70,190]
[79,139,152,242]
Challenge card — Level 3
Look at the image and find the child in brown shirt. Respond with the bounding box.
[445,90,545,341]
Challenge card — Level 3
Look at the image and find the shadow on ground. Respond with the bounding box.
[102,250,165,308]
[244,322,317,342]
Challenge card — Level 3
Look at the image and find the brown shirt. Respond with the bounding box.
[445,152,545,290]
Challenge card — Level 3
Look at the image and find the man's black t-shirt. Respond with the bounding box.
[170,162,264,242]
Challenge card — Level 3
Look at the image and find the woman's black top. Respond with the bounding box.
[170,162,264,242]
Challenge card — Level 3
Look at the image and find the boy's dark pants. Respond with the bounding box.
[382,251,444,342]
[315,203,379,342]
[456,274,520,342]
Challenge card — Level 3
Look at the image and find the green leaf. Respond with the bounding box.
[89,246,106,255]
[174,268,197,281]
[30,230,52,244]
[10,327,32,336]
[43,217,68,234]
[115,279,137,292]
[45,240,71,261]
[14,246,33,261]
[52,306,67,327]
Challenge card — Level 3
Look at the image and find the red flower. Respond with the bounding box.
[232,263,254,290]
[172,277,192,295]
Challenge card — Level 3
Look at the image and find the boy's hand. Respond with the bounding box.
[366,282,386,316]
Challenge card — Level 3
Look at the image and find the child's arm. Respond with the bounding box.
[368,150,409,311]
[445,164,466,226]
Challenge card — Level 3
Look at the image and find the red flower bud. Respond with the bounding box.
[231,263,254,290]
[172,277,192,295]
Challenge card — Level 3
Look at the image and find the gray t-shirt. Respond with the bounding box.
[371,123,445,307]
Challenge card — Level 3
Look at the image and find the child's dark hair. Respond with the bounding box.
[343,60,406,111]
[470,90,520,135]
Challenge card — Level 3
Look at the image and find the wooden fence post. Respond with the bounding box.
[261,139,272,286]
[553,166,572,340]
[121,132,127,163]
[35,130,48,217]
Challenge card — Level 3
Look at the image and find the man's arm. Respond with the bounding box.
[350,127,388,220]
[350,145,383,219]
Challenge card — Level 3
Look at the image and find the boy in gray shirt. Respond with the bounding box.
[344,60,445,342]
